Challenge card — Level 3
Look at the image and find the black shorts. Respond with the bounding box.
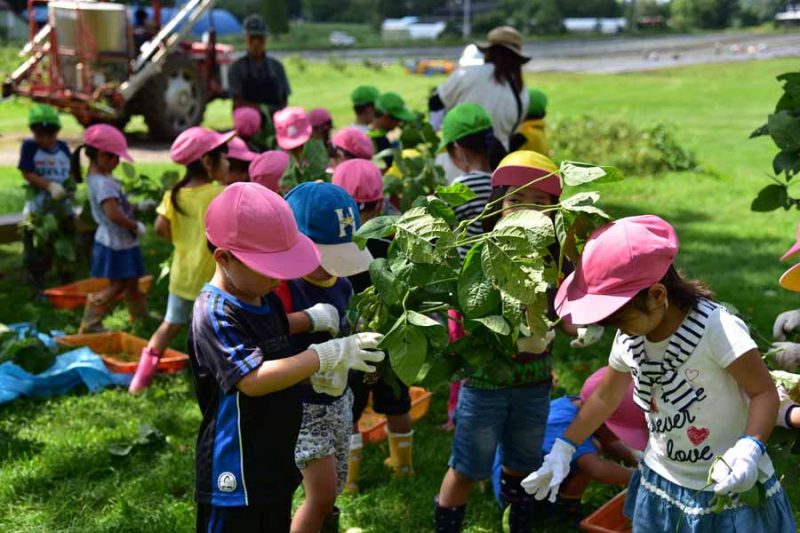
[350,371,411,421]
[196,500,291,533]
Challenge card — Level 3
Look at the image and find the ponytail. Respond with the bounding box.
[69,144,98,183]
[171,145,226,215]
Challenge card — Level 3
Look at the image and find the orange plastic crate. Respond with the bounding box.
[580,490,632,533]
[358,387,432,444]
[44,276,153,310]
[56,331,188,374]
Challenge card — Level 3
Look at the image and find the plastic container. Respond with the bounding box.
[359,387,432,444]
[55,331,188,374]
[580,490,632,533]
[44,276,153,310]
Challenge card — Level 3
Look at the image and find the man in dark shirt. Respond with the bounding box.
[229,15,291,115]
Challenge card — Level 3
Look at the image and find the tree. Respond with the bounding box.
[533,0,564,34]
[265,0,290,35]
[671,0,740,29]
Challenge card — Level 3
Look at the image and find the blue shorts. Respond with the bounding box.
[624,463,796,533]
[164,293,194,325]
[449,384,550,481]
[90,242,145,280]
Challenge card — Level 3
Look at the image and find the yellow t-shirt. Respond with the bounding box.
[157,182,223,300]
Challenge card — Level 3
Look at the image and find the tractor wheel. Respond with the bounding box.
[141,54,206,141]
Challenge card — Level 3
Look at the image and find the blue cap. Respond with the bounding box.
[285,182,374,276]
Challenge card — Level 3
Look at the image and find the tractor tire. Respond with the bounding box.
[141,54,207,141]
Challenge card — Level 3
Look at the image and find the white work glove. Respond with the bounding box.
[304,303,341,335]
[310,332,385,374]
[135,199,158,212]
[710,437,764,495]
[521,437,575,502]
[570,325,605,349]
[47,182,67,200]
[773,310,800,341]
[310,367,350,396]
[517,330,555,354]
[135,221,147,237]
[769,342,800,372]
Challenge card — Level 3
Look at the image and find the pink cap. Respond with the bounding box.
[205,182,320,280]
[227,136,258,162]
[580,367,648,451]
[332,127,374,160]
[274,107,311,151]
[308,108,333,128]
[555,215,679,325]
[332,159,383,203]
[781,222,800,261]
[233,107,262,138]
[84,124,133,162]
[249,150,291,192]
[171,127,234,165]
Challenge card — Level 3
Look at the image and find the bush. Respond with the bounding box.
[550,115,700,176]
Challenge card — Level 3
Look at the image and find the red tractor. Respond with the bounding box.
[3,0,235,140]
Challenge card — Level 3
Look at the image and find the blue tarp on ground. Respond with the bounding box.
[0,324,131,405]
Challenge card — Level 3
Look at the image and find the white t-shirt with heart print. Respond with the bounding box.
[608,306,774,490]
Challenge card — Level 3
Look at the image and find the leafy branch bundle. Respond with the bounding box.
[20,178,79,271]
[353,162,622,388]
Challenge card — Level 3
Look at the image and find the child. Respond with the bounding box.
[370,92,415,168]
[522,215,796,532]
[233,106,262,149]
[74,124,147,334]
[128,128,231,394]
[331,127,374,168]
[434,151,568,533]
[249,151,290,193]
[332,159,415,492]
[769,256,800,429]
[509,88,549,154]
[224,136,258,185]
[274,106,311,163]
[308,107,334,150]
[190,182,384,532]
[280,182,374,533]
[351,85,380,132]
[18,104,73,291]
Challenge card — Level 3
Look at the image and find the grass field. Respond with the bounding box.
[0,57,799,532]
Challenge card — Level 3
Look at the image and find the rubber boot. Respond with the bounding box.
[128,346,162,394]
[320,506,340,533]
[79,293,112,334]
[383,430,414,478]
[344,433,363,495]
[125,292,148,323]
[499,471,535,533]
[434,496,465,533]
[555,495,585,530]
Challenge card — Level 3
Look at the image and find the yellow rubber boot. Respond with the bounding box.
[383,430,414,478]
[344,433,363,495]
[79,293,112,334]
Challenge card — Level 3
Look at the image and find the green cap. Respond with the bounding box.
[437,103,492,152]
[527,88,548,118]
[375,92,416,122]
[351,85,380,106]
[28,104,61,128]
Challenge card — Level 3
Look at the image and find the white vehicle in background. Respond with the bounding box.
[330,31,356,47]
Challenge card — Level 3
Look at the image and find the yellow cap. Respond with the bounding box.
[491,150,561,196]
[780,263,800,292]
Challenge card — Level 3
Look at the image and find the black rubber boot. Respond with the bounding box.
[320,506,340,533]
[499,471,535,533]
[434,496,466,533]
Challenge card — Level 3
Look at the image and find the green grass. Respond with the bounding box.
[1,57,800,531]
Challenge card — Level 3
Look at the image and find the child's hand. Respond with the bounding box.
[47,182,67,201]
[709,437,764,495]
[521,438,575,502]
[135,222,147,237]
[304,303,341,335]
[570,325,605,349]
[773,310,800,341]
[311,332,385,373]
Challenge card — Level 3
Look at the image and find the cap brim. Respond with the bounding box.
[604,421,648,452]
[555,271,640,325]
[391,109,417,123]
[475,42,531,63]
[277,133,311,151]
[120,151,134,163]
[317,242,373,277]
[491,165,561,196]
[781,240,800,262]
[780,263,800,292]
[232,233,321,280]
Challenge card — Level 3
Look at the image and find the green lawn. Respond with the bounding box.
[1,58,799,532]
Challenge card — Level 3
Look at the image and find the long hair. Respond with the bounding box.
[630,265,715,312]
[484,46,525,94]
[68,144,97,183]
[171,146,226,215]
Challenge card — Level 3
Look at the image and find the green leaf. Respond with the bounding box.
[435,182,477,207]
[749,123,769,139]
[560,162,623,187]
[751,184,788,212]
[737,485,761,509]
[458,244,502,319]
[369,258,403,310]
[381,316,428,386]
[393,207,454,263]
[768,111,800,152]
[501,291,524,343]
[481,241,546,305]
[121,162,136,180]
[560,192,609,218]
[300,139,330,181]
[415,353,459,390]
[469,315,510,335]
[108,444,133,457]
[353,216,399,248]
[492,209,555,251]
[53,237,76,262]
[407,311,440,328]
[426,198,458,227]
[773,151,800,178]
